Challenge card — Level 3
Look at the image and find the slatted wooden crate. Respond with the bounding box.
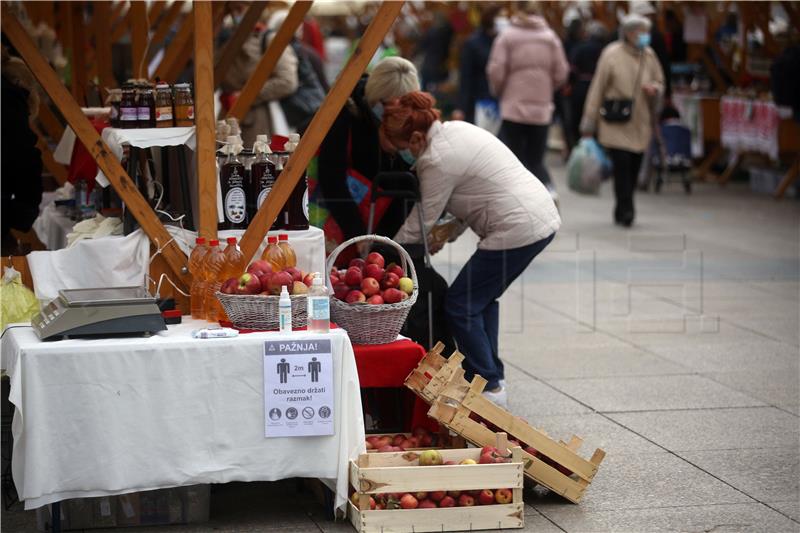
[405,343,606,504]
[349,434,524,533]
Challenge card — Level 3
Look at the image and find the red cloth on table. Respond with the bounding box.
[68,118,108,194]
[352,340,437,432]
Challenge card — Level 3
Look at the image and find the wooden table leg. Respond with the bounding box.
[717,152,740,185]
[693,144,723,182]
[774,156,800,199]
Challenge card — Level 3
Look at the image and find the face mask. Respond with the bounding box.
[371,102,384,121]
[397,149,416,166]
[637,32,651,49]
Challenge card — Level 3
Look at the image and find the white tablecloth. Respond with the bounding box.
[26,226,327,302]
[1,321,365,513]
[32,204,74,251]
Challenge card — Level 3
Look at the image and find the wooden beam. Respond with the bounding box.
[148,0,185,59]
[38,103,65,141]
[153,12,194,82]
[214,2,268,86]
[227,1,312,122]
[238,0,405,263]
[94,1,116,89]
[111,3,131,44]
[147,0,166,26]
[1,6,191,288]
[193,2,218,240]
[130,1,149,79]
[774,156,800,200]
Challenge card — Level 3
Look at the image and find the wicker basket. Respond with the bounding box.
[326,235,418,344]
[216,292,307,330]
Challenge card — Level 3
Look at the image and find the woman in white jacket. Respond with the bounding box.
[382,92,561,406]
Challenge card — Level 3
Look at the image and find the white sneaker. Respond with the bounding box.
[499,379,506,388]
[482,386,508,409]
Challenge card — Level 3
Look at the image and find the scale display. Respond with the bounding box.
[32,286,167,341]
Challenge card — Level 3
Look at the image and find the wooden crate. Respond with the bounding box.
[365,429,466,453]
[405,343,606,504]
[349,434,524,533]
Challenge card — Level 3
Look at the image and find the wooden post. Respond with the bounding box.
[193,2,218,240]
[153,13,194,82]
[2,6,191,288]
[226,1,313,122]
[94,1,116,89]
[238,1,405,263]
[147,0,166,26]
[67,2,88,105]
[129,0,148,79]
[38,103,65,141]
[214,1,268,86]
[148,1,185,59]
[111,2,131,44]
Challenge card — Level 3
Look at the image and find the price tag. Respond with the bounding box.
[263,338,334,437]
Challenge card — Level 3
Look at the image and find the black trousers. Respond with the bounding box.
[607,148,644,224]
[500,120,551,186]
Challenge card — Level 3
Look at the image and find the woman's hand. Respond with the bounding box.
[642,83,658,97]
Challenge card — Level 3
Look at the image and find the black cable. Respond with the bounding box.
[0,324,32,340]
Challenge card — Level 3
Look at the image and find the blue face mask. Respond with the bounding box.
[397,149,416,166]
[637,32,651,49]
[371,102,384,121]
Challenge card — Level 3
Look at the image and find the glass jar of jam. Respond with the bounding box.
[154,82,174,128]
[120,83,138,129]
[137,84,155,128]
[174,83,194,126]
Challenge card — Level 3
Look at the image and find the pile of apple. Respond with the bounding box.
[220,259,315,296]
[365,427,439,452]
[330,252,413,305]
[351,448,515,511]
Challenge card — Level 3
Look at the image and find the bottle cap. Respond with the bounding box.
[225,135,240,144]
[279,234,288,241]
[256,134,269,143]
[288,133,300,142]
[226,237,237,244]
[280,286,289,296]
[268,236,278,244]
[210,239,219,246]
[312,275,323,286]
[195,237,206,244]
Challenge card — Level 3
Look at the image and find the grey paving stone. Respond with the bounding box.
[608,407,800,451]
[680,448,800,503]
[527,452,752,513]
[546,374,766,413]
[707,369,799,412]
[536,503,799,533]
[769,501,800,522]
[505,368,593,417]
[524,413,663,456]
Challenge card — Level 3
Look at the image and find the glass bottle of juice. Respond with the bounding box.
[261,235,285,272]
[154,82,174,128]
[137,84,156,128]
[213,237,246,320]
[203,239,226,322]
[174,83,194,126]
[283,133,310,230]
[189,237,209,319]
[277,234,296,268]
[249,135,276,222]
[220,136,248,230]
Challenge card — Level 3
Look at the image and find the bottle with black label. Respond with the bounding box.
[270,152,286,231]
[120,83,138,128]
[282,133,309,230]
[249,134,276,222]
[137,84,155,128]
[219,136,248,230]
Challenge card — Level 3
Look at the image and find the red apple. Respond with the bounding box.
[382,288,403,304]
[361,277,380,296]
[366,252,385,268]
[220,277,239,294]
[481,446,497,456]
[366,436,380,447]
[267,271,293,295]
[365,440,374,450]
[439,496,455,508]
[370,497,376,510]
[443,460,457,465]
[364,263,385,281]
[494,488,513,504]
[376,436,392,448]
[247,260,272,276]
[257,272,272,291]
[477,489,494,505]
[349,258,366,270]
[400,292,409,301]
[303,272,316,287]
[466,490,481,497]
[386,263,404,278]
[412,427,428,438]
[428,491,446,502]
[446,491,461,498]
[457,494,475,507]
[479,452,495,464]
[419,433,433,446]
[367,295,384,305]
[285,267,303,282]
[381,272,400,290]
[238,273,262,294]
[415,491,428,501]
[378,445,394,452]
[345,290,366,304]
[344,267,363,287]
[333,283,350,301]
[399,494,418,509]
[418,499,437,509]
[392,434,406,446]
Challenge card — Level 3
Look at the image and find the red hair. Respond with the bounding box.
[381,92,441,144]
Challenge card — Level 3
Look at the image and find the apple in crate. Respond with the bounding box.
[237,273,262,295]
[457,494,475,507]
[418,450,443,466]
[247,260,272,276]
[345,290,366,304]
[418,499,436,509]
[399,493,418,509]
[267,271,293,295]
[366,252,385,268]
[429,491,445,502]
[439,496,455,508]
[477,489,494,505]
[221,278,239,294]
[361,277,380,296]
[494,488,513,504]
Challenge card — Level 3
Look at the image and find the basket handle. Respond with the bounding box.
[325,234,418,292]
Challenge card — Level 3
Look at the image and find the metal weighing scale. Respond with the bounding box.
[32,286,167,340]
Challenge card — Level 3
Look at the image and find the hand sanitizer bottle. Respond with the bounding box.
[307,275,330,333]
[279,286,292,333]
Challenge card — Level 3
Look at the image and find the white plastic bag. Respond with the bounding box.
[567,138,610,195]
[474,99,501,136]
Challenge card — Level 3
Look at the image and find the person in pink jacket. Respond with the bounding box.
[486,3,568,198]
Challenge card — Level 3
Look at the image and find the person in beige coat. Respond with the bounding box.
[221,11,299,147]
[580,14,664,226]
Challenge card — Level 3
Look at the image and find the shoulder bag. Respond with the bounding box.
[599,54,644,123]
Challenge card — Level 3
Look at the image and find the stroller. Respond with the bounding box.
[650,119,693,194]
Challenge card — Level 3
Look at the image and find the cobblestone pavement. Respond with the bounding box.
[3,155,798,532]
